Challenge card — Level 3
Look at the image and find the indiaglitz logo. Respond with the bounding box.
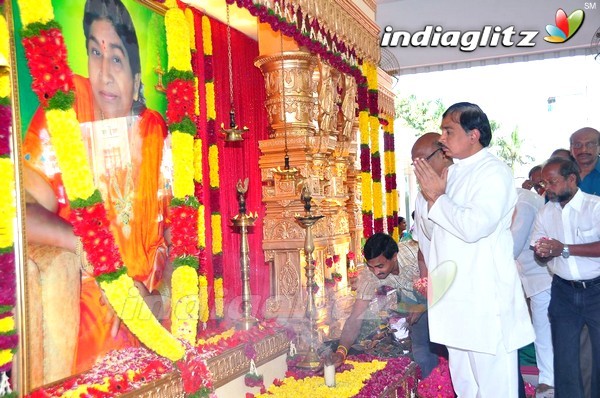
[380,25,539,52]
[544,8,585,43]
[380,7,586,51]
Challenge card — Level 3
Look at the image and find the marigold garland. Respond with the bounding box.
[99,273,185,362]
[165,8,192,72]
[383,115,399,241]
[0,160,15,249]
[367,62,383,233]
[0,6,18,386]
[165,5,201,345]
[214,276,224,319]
[202,14,223,319]
[198,274,209,323]
[171,265,200,343]
[358,62,373,238]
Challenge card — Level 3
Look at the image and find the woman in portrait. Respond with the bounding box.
[22,0,169,374]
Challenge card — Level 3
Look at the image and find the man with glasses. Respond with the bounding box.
[410,132,452,378]
[566,127,600,398]
[571,127,600,196]
[531,157,600,398]
[414,102,534,397]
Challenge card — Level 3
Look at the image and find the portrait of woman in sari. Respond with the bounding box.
[22,0,170,375]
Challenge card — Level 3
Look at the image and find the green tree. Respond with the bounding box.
[395,94,445,136]
[490,125,534,170]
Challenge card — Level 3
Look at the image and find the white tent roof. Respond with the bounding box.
[377,0,600,75]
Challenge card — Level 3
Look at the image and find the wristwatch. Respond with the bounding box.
[561,245,570,259]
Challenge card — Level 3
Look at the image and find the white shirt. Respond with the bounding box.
[512,188,551,297]
[530,189,600,281]
[427,148,534,354]
[414,192,434,265]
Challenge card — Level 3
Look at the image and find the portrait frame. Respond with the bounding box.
[6,0,168,393]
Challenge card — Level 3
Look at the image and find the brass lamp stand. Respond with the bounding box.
[231,178,258,330]
[295,185,324,369]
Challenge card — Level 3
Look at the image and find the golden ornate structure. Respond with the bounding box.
[254,33,363,337]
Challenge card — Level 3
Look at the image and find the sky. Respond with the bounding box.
[392,54,600,218]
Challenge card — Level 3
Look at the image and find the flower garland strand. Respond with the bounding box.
[383,115,399,240]
[164,2,200,345]
[0,4,19,395]
[367,62,382,233]
[188,8,210,327]
[201,15,224,320]
[358,61,373,238]
[15,0,185,362]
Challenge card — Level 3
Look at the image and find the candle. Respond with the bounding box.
[324,363,336,387]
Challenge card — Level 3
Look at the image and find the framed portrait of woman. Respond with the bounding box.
[7,0,169,393]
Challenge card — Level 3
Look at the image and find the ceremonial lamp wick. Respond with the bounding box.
[294,185,324,369]
[231,178,258,330]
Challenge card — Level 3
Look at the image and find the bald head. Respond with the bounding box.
[411,132,452,175]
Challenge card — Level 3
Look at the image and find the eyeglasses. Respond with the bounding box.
[411,147,442,166]
[425,147,443,161]
[571,142,599,150]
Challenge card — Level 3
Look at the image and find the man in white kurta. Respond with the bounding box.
[414,102,534,398]
[512,188,553,393]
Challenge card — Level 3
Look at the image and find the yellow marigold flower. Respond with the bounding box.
[359,111,369,144]
[17,0,54,27]
[165,9,192,72]
[384,151,395,171]
[171,265,199,343]
[369,116,380,152]
[385,191,394,213]
[45,109,95,201]
[194,77,200,116]
[198,274,209,323]
[366,61,378,90]
[373,182,383,218]
[0,349,12,369]
[0,16,8,63]
[211,213,222,254]
[208,144,219,188]
[197,204,206,248]
[0,75,9,99]
[185,8,196,51]
[214,277,224,318]
[164,0,177,8]
[171,131,195,198]
[0,316,14,333]
[193,138,203,182]
[361,173,373,212]
[202,16,212,56]
[206,82,216,120]
[0,159,15,248]
[256,360,387,398]
[100,273,185,362]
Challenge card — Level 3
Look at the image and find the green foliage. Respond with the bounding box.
[490,125,534,170]
[395,94,445,136]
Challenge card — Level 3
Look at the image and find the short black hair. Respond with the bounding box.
[442,102,492,147]
[544,157,581,186]
[528,165,542,178]
[550,148,576,163]
[398,216,406,223]
[363,233,398,261]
